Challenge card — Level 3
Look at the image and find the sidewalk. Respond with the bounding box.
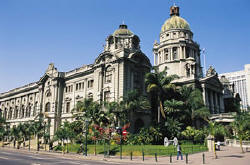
[1,146,250,165]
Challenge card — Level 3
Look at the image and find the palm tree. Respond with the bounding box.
[145,67,179,122]
[27,122,35,150]
[231,112,250,153]
[178,86,210,128]
[0,116,6,146]
[33,115,45,151]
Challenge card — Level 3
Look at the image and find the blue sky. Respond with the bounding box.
[0,0,250,93]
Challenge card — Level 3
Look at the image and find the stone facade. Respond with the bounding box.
[0,24,151,135]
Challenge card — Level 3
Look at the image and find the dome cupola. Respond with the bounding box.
[113,24,133,36]
[161,5,190,33]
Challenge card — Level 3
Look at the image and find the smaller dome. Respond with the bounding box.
[113,24,133,36]
[161,16,190,33]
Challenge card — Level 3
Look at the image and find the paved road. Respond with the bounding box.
[0,149,123,165]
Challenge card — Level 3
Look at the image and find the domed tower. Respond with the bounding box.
[104,24,140,55]
[153,5,203,82]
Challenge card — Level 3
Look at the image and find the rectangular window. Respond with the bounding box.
[76,84,78,91]
[66,102,70,113]
[79,83,81,90]
[88,80,94,88]
[104,91,111,102]
[173,47,178,60]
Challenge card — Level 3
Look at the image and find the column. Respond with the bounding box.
[210,90,214,114]
[170,48,173,61]
[154,53,156,66]
[179,46,183,59]
[183,47,186,59]
[220,94,225,113]
[214,92,218,114]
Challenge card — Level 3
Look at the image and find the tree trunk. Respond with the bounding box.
[213,140,217,159]
[29,135,31,151]
[23,137,25,148]
[94,140,97,156]
[240,139,244,153]
[67,139,69,153]
[159,100,166,119]
[37,135,39,151]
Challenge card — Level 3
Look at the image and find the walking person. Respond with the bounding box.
[177,142,183,160]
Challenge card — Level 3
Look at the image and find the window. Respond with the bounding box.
[88,80,94,88]
[186,47,190,58]
[173,47,178,60]
[15,107,18,119]
[88,93,93,99]
[8,108,12,119]
[66,102,70,113]
[45,102,50,112]
[105,67,112,83]
[66,85,73,93]
[164,49,169,61]
[104,91,111,102]
[34,102,38,116]
[75,82,84,91]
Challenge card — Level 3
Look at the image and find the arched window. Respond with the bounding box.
[15,106,18,119]
[4,109,7,120]
[9,108,13,119]
[105,66,112,83]
[34,102,38,116]
[88,93,93,99]
[46,89,51,97]
[45,102,50,112]
[21,105,25,118]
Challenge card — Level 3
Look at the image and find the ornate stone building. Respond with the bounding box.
[0,24,151,135]
[0,5,239,135]
[153,5,225,114]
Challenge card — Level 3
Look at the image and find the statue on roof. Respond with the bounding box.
[206,66,218,77]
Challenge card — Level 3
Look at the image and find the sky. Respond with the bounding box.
[0,0,250,93]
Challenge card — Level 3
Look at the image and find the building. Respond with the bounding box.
[153,5,225,114]
[0,5,241,135]
[0,24,151,135]
[219,64,250,110]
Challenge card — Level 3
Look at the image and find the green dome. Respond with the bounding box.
[113,24,133,36]
[161,16,190,33]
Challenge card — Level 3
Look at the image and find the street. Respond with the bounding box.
[0,149,123,165]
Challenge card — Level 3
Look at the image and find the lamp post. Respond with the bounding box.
[116,127,122,159]
[84,119,90,156]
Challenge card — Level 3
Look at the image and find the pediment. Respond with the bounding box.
[200,75,223,89]
[38,74,50,85]
[94,52,116,65]
[128,51,152,67]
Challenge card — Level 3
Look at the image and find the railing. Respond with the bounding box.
[225,139,250,147]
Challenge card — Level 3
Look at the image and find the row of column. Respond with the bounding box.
[203,87,225,114]
[155,46,197,65]
[3,104,39,120]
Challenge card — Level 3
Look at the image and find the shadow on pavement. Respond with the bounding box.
[222,155,244,158]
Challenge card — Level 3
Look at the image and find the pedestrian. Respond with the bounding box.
[177,142,183,160]
[217,141,221,151]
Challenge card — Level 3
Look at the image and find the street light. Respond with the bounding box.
[84,118,90,156]
[116,126,122,159]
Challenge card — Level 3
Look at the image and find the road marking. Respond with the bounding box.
[0,156,9,160]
